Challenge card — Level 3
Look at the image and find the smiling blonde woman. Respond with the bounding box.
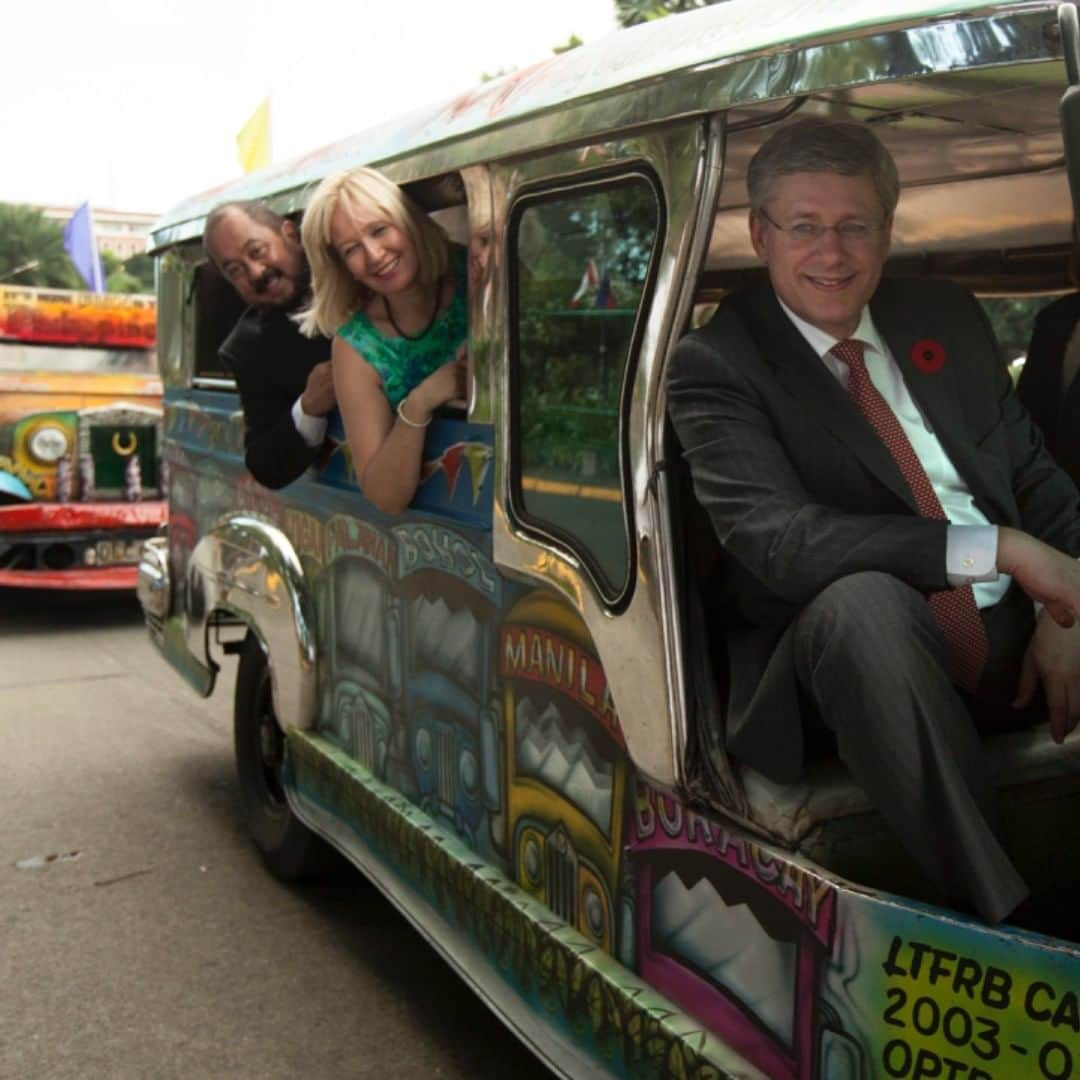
[297,166,467,515]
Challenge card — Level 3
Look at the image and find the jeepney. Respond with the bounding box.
[139,3,1080,1076]
[0,285,165,588]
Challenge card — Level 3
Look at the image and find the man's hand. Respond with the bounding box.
[999,527,1080,740]
[300,360,336,417]
[1014,614,1080,742]
[997,527,1080,629]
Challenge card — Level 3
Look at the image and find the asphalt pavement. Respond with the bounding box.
[0,588,553,1080]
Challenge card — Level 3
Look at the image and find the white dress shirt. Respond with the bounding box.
[290,396,328,448]
[777,299,1007,609]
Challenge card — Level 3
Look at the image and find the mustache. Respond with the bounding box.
[252,268,280,295]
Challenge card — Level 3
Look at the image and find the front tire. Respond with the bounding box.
[234,633,332,879]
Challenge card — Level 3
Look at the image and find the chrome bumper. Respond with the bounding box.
[136,536,171,634]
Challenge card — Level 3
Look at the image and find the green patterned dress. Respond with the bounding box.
[335,245,468,409]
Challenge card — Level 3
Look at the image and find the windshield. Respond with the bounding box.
[0,341,157,375]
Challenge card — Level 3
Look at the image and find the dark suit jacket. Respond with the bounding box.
[667,278,1080,782]
[220,305,331,490]
[1017,291,1080,486]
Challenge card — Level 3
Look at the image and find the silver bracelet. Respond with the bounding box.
[396,397,431,429]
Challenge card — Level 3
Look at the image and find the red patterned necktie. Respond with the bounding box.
[831,339,989,691]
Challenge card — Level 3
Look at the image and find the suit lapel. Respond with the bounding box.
[871,286,1012,522]
[739,285,919,512]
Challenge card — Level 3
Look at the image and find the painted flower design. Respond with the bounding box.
[911,339,946,374]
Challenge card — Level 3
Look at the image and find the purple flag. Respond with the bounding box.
[63,202,105,294]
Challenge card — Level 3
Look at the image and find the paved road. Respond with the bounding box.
[0,589,553,1080]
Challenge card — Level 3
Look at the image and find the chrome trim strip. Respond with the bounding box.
[649,113,748,813]
[136,536,170,625]
[191,376,237,392]
[186,514,317,730]
[460,165,496,424]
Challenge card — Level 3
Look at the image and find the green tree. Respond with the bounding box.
[615,0,723,28]
[123,252,155,293]
[978,295,1055,385]
[0,203,81,289]
[102,250,154,294]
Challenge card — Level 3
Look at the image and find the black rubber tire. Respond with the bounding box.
[234,634,334,880]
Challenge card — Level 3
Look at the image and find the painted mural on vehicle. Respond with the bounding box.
[154,398,1080,1080]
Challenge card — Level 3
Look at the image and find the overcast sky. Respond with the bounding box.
[2,0,618,216]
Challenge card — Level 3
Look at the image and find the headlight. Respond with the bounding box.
[415,728,432,771]
[523,836,543,887]
[27,424,69,465]
[459,747,479,796]
[583,885,607,941]
[335,695,354,741]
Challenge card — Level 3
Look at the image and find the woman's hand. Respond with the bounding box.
[407,349,468,418]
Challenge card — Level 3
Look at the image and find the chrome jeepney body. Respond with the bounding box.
[141,4,1080,1076]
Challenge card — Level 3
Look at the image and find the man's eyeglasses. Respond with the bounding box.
[758,208,887,246]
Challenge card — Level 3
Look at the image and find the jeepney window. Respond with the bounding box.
[509,173,662,604]
[157,249,186,383]
[191,259,245,383]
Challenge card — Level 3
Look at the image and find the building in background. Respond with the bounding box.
[38,206,158,260]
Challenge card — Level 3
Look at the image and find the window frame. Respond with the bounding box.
[189,256,245,390]
[506,164,667,611]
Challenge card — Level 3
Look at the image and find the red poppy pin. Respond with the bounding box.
[911,339,946,374]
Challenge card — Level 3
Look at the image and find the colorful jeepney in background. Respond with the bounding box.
[137,3,1080,1077]
[0,285,165,588]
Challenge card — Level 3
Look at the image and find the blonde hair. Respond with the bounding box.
[296,167,449,337]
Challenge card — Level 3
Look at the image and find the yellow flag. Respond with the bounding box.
[236,99,271,173]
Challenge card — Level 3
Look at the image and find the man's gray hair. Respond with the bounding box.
[747,119,900,218]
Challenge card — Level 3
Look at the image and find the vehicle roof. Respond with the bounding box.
[153,0,1054,247]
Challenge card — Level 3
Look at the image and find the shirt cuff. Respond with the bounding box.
[946,524,999,586]
[291,396,327,448]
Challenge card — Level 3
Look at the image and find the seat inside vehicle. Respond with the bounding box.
[675,86,1080,908]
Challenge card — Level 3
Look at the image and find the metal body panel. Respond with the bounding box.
[490,123,711,791]
[136,535,170,624]
[186,515,317,730]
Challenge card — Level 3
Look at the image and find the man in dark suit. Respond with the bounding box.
[203,201,334,490]
[668,119,1080,924]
